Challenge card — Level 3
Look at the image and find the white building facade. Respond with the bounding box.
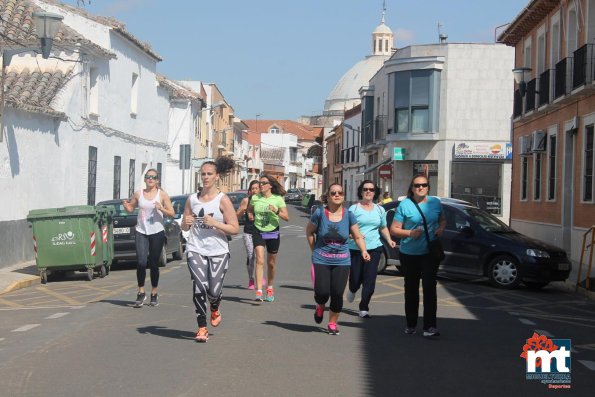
[365,43,515,221]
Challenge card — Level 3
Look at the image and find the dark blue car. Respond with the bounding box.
[379,199,571,289]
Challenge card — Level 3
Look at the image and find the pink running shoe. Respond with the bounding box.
[248,278,255,290]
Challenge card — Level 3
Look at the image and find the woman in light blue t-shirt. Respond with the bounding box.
[347,180,396,319]
[390,174,446,338]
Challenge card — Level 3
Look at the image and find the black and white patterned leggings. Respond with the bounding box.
[187,251,230,328]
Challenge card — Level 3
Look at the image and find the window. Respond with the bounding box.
[547,135,557,200]
[534,154,542,200]
[551,15,561,65]
[89,67,99,116]
[131,72,139,115]
[394,70,437,133]
[128,159,135,198]
[290,147,297,162]
[113,156,121,199]
[451,162,502,215]
[157,162,162,185]
[88,147,97,205]
[568,7,579,55]
[537,26,546,75]
[523,38,532,68]
[584,125,594,201]
[269,128,279,134]
[521,157,528,200]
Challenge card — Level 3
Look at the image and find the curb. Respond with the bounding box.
[0,275,40,296]
[561,280,595,301]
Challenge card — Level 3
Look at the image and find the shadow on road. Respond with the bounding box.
[262,320,326,334]
[221,295,261,306]
[280,284,312,292]
[97,299,135,307]
[137,325,196,340]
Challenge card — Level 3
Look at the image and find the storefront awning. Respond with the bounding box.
[363,158,391,174]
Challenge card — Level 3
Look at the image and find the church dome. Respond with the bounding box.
[323,7,394,115]
[324,55,389,114]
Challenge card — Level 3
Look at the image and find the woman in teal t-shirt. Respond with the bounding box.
[248,174,289,302]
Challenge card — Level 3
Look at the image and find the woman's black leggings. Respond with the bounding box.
[135,231,166,288]
[313,264,349,313]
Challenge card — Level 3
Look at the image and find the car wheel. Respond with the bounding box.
[172,237,183,260]
[488,255,521,289]
[377,249,388,274]
[158,244,167,267]
[523,281,550,290]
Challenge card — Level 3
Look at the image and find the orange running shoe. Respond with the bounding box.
[195,327,209,343]
[210,310,222,327]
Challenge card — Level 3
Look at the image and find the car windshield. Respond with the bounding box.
[227,193,246,207]
[98,202,138,216]
[170,196,188,217]
[462,207,514,233]
[287,189,300,193]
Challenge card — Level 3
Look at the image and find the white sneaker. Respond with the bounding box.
[358,310,371,318]
[347,290,356,303]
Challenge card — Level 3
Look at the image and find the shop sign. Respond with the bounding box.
[413,162,438,176]
[454,142,512,159]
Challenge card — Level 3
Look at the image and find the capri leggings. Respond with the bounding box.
[187,251,230,327]
[242,233,256,278]
[313,264,350,313]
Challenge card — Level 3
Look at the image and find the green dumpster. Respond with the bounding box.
[27,205,113,283]
[96,205,114,277]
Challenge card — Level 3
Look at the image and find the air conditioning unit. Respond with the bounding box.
[532,130,546,152]
[520,135,533,155]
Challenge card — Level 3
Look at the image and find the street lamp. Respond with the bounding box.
[512,67,532,98]
[1,11,64,142]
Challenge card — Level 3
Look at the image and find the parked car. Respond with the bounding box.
[226,191,248,225]
[97,199,184,266]
[286,188,305,202]
[378,199,571,289]
[170,194,190,245]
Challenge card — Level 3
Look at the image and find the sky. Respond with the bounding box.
[63,0,524,120]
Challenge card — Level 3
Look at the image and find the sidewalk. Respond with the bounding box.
[0,260,39,295]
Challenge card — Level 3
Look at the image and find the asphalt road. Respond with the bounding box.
[0,205,594,396]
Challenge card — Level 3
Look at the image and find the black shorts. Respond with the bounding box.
[252,228,281,253]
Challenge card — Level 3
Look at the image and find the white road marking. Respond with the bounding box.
[578,360,595,370]
[45,312,69,319]
[534,329,554,337]
[11,324,40,332]
[518,318,536,325]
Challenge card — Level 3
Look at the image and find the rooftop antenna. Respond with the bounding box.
[438,22,448,43]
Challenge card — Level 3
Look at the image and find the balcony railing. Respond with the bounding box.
[555,57,571,99]
[362,120,374,146]
[513,89,522,118]
[526,78,537,111]
[572,44,595,89]
[538,69,550,107]
[262,163,285,174]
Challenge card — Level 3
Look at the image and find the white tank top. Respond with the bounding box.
[186,192,229,256]
[135,189,165,235]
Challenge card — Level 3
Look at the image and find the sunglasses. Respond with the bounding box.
[259,181,270,186]
[329,191,344,197]
[362,187,375,192]
[413,183,428,188]
[145,175,158,180]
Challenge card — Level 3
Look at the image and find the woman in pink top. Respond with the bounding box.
[123,169,175,308]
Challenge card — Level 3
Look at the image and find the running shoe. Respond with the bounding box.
[210,310,222,327]
[346,290,356,303]
[195,327,209,343]
[149,293,159,307]
[423,327,440,337]
[248,278,255,290]
[404,327,416,335]
[134,292,146,308]
[358,310,371,318]
[255,290,264,302]
[327,323,340,335]
[314,304,324,324]
[265,287,275,302]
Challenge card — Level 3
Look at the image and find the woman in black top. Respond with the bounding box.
[237,180,261,289]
